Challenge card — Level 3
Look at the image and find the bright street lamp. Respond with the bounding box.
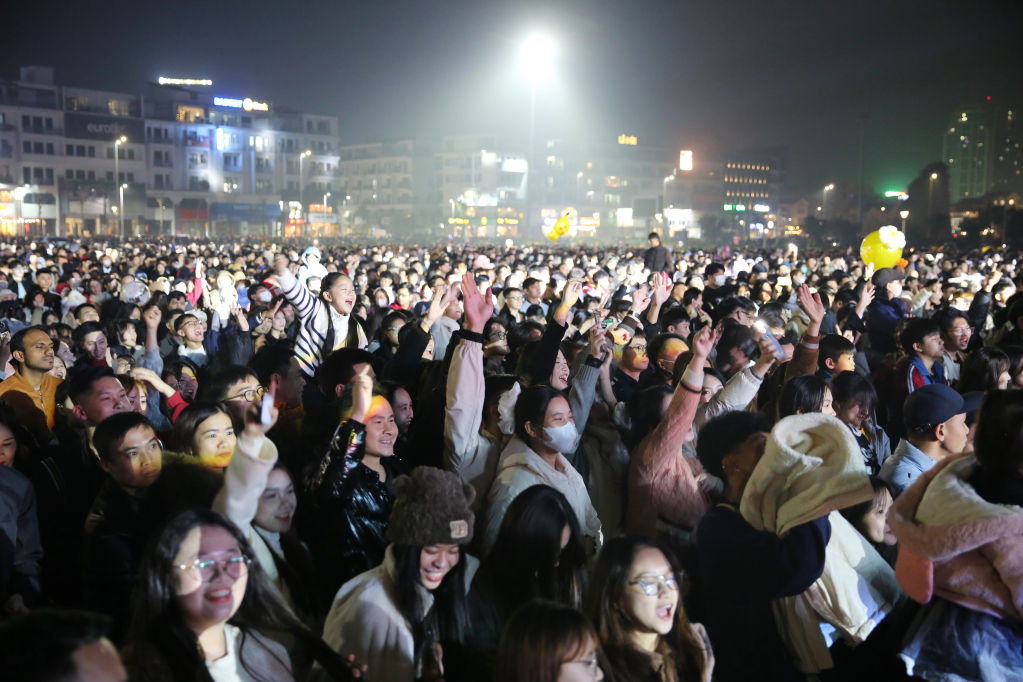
[900,210,909,232]
[521,34,555,232]
[929,173,938,213]
[822,184,834,218]
[114,136,127,237]
[663,174,676,207]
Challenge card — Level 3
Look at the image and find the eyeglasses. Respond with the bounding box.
[225,386,265,402]
[175,555,251,582]
[564,652,601,680]
[489,331,508,340]
[629,574,679,596]
[629,345,648,355]
[949,326,971,336]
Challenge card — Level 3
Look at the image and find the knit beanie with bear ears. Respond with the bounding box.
[387,467,475,546]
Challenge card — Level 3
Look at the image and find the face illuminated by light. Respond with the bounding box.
[254,468,297,534]
[193,412,236,470]
[420,544,460,590]
[362,395,397,457]
[622,546,680,637]
[0,423,16,466]
[100,425,162,491]
[173,525,248,640]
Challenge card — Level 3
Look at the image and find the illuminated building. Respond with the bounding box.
[0,65,340,236]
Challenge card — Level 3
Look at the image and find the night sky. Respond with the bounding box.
[5,0,1022,197]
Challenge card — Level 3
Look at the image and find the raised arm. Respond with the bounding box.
[213,400,280,540]
[444,273,490,473]
[522,278,582,384]
[785,284,824,382]
[274,252,319,322]
[638,326,720,470]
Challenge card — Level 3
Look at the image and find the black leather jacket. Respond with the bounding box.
[303,419,409,603]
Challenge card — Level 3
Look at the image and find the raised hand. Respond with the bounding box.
[752,330,785,377]
[242,394,278,438]
[143,305,162,330]
[856,281,875,314]
[561,277,585,310]
[231,304,250,332]
[691,324,722,360]
[864,262,875,281]
[349,370,375,424]
[630,284,652,313]
[797,283,825,328]
[460,272,493,334]
[651,272,672,306]
[425,285,452,328]
[273,253,291,276]
[131,367,176,398]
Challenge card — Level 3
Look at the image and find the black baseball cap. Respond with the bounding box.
[872,267,903,288]
[903,384,983,433]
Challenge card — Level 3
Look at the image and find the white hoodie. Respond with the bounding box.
[483,436,601,552]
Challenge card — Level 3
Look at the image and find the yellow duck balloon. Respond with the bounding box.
[860,225,906,270]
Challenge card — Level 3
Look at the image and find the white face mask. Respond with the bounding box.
[543,422,579,453]
[713,274,726,287]
[889,282,903,298]
[256,290,272,303]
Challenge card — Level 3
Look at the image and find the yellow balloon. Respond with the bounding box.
[554,214,571,236]
[860,227,904,269]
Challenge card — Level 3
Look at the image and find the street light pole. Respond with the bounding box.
[527,79,535,233]
[900,210,909,233]
[822,184,834,219]
[299,150,311,236]
[114,136,126,238]
[119,183,128,238]
[929,172,938,214]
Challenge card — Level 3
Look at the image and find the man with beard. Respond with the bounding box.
[0,326,59,441]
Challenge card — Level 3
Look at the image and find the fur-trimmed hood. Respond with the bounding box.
[890,454,1023,621]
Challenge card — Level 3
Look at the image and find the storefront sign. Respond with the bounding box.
[308,212,339,223]
[211,202,281,222]
[214,97,269,112]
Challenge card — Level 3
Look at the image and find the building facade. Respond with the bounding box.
[0,66,342,238]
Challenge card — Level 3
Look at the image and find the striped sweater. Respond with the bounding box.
[277,268,367,376]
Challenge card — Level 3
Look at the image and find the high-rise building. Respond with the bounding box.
[991,106,1023,196]
[943,108,991,201]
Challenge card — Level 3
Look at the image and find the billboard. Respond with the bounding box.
[211,202,282,222]
[65,113,145,142]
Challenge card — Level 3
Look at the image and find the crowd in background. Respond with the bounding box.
[1,231,1022,682]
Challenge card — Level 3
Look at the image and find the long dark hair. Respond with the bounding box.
[168,401,233,456]
[391,543,469,670]
[974,390,1023,477]
[586,536,707,682]
[255,463,325,627]
[624,384,673,450]
[778,375,829,419]
[480,485,588,616]
[956,347,1010,394]
[494,600,609,682]
[125,509,354,681]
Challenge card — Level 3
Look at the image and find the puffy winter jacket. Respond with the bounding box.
[303,419,409,602]
[865,295,906,354]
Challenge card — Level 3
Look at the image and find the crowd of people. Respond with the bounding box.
[0,231,1021,682]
